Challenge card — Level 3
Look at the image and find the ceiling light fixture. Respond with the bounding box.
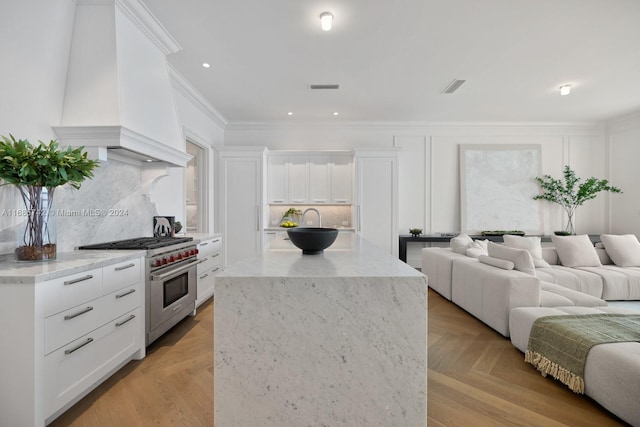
[320,12,333,31]
[333,112,339,116]
[202,62,210,68]
[287,112,293,116]
[559,84,571,96]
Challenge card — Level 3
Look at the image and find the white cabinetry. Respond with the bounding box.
[196,235,222,308]
[217,147,267,266]
[0,255,145,426]
[330,154,353,204]
[267,151,353,205]
[355,148,399,256]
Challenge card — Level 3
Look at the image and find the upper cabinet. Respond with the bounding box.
[267,151,353,205]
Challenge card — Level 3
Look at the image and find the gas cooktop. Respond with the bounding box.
[78,236,193,250]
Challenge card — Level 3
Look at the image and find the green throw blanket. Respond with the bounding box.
[525,313,640,394]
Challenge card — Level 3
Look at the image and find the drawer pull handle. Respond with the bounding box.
[115,289,136,299]
[64,275,93,286]
[200,242,209,246]
[199,273,209,279]
[64,306,94,320]
[172,304,182,313]
[115,314,136,327]
[115,263,135,271]
[64,338,94,355]
[212,253,219,257]
[201,257,208,262]
[212,239,220,243]
[212,267,220,273]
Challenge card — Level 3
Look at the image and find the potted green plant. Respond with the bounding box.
[0,135,99,260]
[533,165,622,235]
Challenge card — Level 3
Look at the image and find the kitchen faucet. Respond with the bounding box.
[302,208,322,227]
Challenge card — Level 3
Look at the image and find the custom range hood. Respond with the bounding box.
[53,0,191,167]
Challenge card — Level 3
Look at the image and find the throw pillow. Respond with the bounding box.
[551,235,601,267]
[464,239,489,258]
[478,255,515,270]
[450,233,473,254]
[487,241,536,275]
[600,234,640,267]
[502,235,551,268]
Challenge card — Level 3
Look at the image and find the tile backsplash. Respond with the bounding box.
[268,205,353,228]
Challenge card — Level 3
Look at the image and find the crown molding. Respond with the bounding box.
[169,65,228,129]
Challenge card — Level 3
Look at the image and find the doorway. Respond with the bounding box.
[186,141,207,233]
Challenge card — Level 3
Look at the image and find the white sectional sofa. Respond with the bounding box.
[422,246,606,336]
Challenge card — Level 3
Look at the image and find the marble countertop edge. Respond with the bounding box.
[0,250,147,284]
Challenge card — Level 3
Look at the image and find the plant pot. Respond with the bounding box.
[15,186,56,261]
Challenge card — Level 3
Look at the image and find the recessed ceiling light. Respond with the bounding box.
[559,84,571,95]
[287,112,293,116]
[202,63,210,68]
[333,112,339,116]
[320,12,333,31]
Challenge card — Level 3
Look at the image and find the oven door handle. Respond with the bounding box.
[151,258,199,281]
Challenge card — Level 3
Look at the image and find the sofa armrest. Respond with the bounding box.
[451,259,541,337]
[421,247,476,300]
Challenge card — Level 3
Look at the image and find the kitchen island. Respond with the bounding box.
[214,233,427,426]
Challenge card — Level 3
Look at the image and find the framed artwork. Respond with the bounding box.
[459,144,543,235]
[153,216,175,237]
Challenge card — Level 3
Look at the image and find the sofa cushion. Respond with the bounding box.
[450,233,473,254]
[465,239,489,258]
[478,255,514,270]
[600,234,640,267]
[503,235,551,268]
[551,234,601,267]
[487,241,536,275]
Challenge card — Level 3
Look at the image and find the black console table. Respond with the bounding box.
[399,234,601,263]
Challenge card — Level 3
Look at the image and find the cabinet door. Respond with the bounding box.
[267,155,288,204]
[220,156,263,265]
[309,155,330,203]
[331,155,353,204]
[288,155,309,204]
[356,155,398,255]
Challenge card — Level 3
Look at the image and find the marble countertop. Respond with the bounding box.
[0,250,146,284]
[220,233,424,278]
[184,232,223,242]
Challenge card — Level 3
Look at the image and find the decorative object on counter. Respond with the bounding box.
[533,165,622,235]
[409,228,423,237]
[0,135,98,261]
[287,227,338,254]
[153,216,175,237]
[173,221,183,234]
[280,207,302,227]
[481,230,525,236]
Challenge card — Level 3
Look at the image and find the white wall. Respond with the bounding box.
[225,122,608,266]
[607,111,640,237]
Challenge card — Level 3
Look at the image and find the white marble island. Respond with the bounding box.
[214,234,427,426]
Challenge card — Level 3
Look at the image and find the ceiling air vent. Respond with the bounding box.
[442,79,466,94]
[309,84,340,90]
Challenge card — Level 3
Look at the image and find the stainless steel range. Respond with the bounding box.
[79,237,199,345]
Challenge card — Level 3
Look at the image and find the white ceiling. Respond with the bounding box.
[144,0,640,124]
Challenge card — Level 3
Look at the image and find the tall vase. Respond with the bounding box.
[15,186,57,261]
[564,210,575,235]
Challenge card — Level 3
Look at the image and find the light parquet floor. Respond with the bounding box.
[50,290,629,426]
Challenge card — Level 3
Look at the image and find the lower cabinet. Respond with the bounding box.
[196,235,223,308]
[45,307,142,417]
[0,255,145,427]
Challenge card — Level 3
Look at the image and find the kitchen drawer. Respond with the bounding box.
[102,257,142,295]
[197,252,221,274]
[198,237,222,255]
[41,268,103,317]
[196,268,216,307]
[44,281,141,355]
[45,307,142,418]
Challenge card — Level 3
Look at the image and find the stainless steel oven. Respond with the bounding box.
[79,237,200,346]
[147,255,198,345]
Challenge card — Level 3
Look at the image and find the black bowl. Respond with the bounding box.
[286,227,339,255]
